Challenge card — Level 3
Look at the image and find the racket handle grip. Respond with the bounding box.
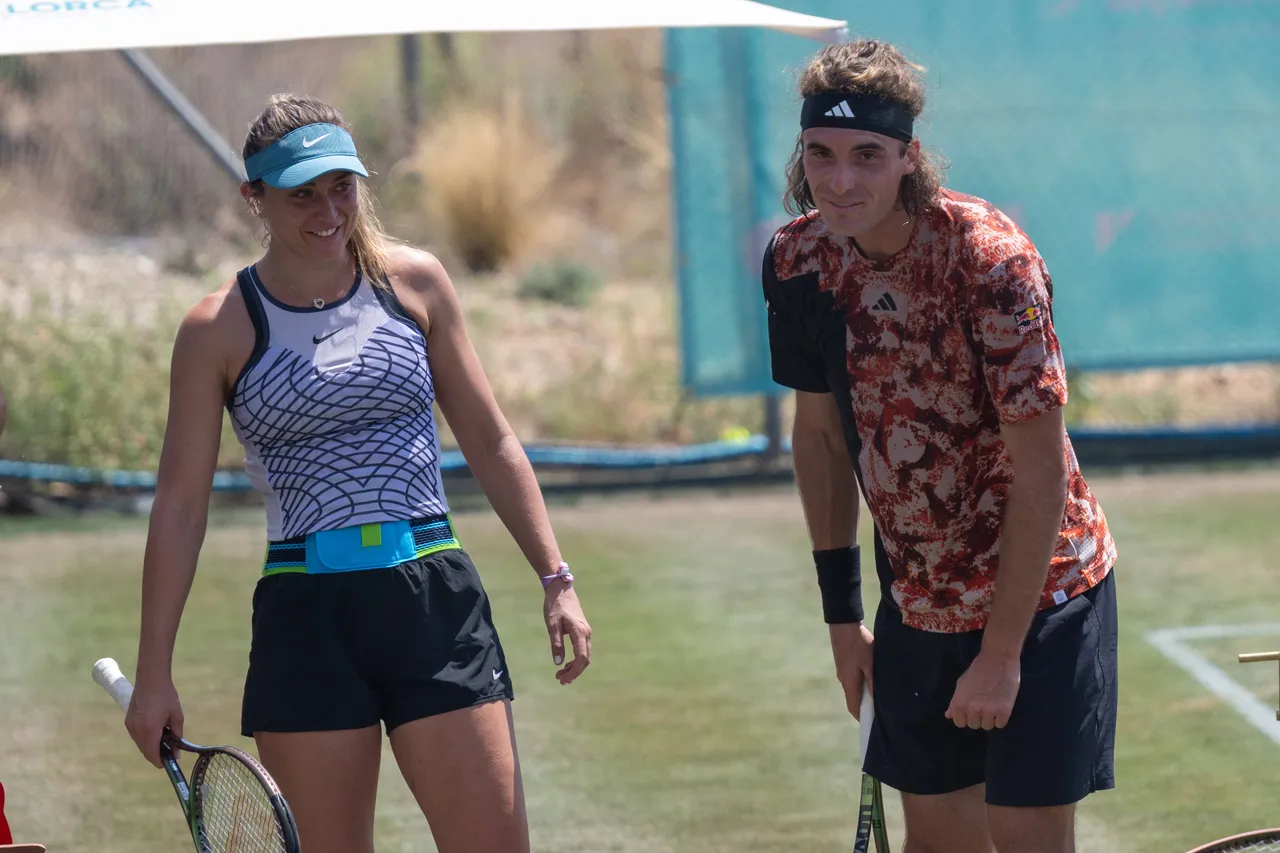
[92,657,135,713]
[859,683,873,766]
[1239,651,1280,663]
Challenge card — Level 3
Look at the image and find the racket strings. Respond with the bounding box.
[197,753,288,853]
[1200,836,1280,852]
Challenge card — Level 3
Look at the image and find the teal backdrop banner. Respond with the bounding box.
[667,0,1280,396]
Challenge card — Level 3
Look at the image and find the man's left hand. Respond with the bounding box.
[945,650,1021,729]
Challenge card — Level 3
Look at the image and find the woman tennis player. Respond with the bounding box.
[123,93,592,853]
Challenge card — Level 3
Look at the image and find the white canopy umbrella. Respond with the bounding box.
[0,0,849,178]
[0,0,849,57]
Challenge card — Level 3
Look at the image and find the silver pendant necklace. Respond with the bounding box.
[274,265,349,310]
[282,279,328,309]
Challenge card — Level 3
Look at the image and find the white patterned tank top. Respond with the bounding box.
[227,265,449,541]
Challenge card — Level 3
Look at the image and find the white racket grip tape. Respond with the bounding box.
[859,682,874,768]
[92,657,134,713]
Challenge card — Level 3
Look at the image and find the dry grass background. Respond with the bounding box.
[0,32,1275,472]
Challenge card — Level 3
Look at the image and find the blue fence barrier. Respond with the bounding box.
[3,425,1279,495]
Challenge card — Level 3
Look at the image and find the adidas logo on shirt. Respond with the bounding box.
[871,292,899,313]
[824,100,855,118]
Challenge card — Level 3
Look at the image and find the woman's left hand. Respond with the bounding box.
[544,584,592,685]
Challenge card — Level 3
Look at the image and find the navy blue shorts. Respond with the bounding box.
[240,548,514,738]
[863,570,1118,808]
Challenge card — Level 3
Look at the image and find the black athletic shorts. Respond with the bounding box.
[240,548,514,738]
[863,569,1118,808]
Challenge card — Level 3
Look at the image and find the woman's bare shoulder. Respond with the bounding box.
[384,244,451,298]
[172,277,255,369]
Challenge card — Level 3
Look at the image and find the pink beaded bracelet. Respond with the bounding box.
[541,562,574,588]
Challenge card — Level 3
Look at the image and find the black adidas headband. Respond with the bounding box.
[800,91,914,144]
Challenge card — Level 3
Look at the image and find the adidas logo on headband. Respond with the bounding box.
[800,91,914,143]
[824,100,856,119]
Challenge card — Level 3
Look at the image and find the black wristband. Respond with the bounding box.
[814,545,863,624]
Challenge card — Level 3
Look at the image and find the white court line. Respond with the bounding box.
[1145,622,1280,747]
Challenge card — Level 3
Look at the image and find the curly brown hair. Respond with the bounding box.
[784,39,947,218]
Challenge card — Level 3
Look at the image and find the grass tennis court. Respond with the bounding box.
[2,465,1279,852]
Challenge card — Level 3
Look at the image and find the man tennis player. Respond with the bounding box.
[762,39,1118,852]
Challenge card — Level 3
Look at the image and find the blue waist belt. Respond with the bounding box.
[262,514,460,576]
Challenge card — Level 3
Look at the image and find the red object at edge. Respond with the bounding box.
[0,780,13,844]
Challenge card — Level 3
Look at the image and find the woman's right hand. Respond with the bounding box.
[125,676,184,768]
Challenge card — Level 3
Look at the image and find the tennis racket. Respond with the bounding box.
[854,684,890,853]
[1184,830,1280,852]
[91,657,301,853]
[1179,652,1280,851]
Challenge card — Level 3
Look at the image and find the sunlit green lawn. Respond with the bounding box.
[2,466,1279,851]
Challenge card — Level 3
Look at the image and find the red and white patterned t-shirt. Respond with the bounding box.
[764,189,1116,633]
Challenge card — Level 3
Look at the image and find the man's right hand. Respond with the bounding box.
[124,676,184,768]
[829,622,874,720]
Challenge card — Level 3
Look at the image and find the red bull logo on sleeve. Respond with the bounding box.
[1015,304,1043,334]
